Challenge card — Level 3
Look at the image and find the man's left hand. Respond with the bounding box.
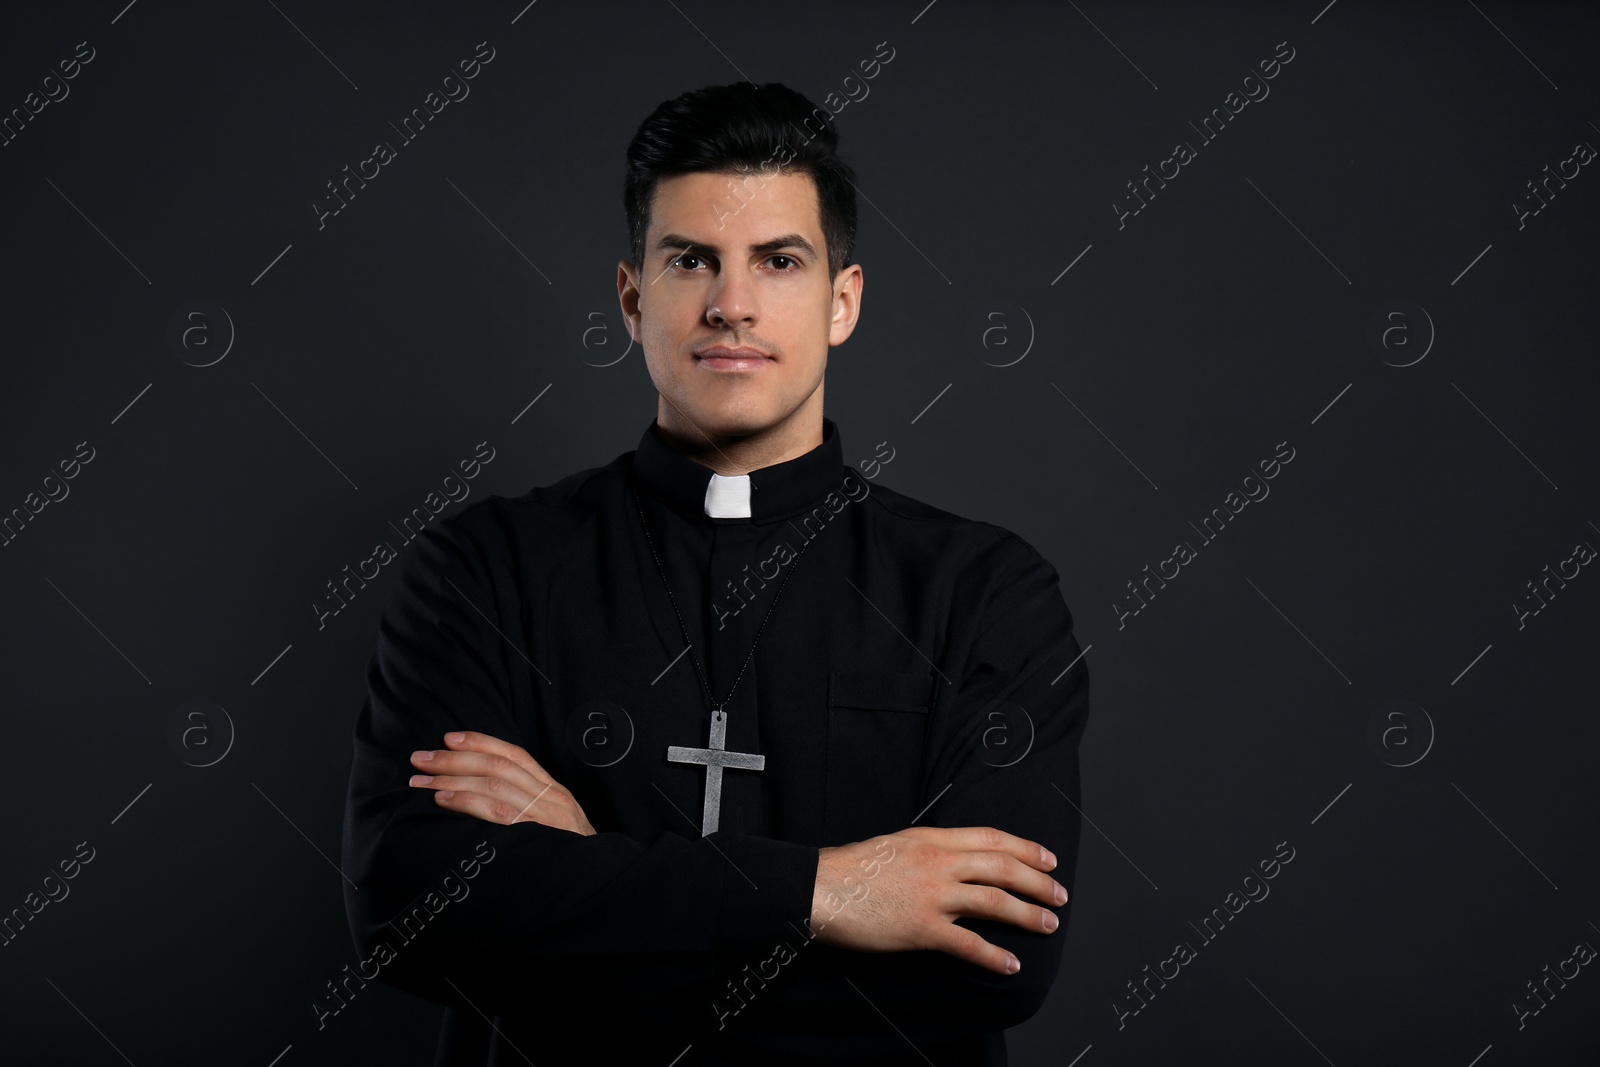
[409,730,596,835]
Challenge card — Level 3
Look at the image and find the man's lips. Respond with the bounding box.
[695,346,774,370]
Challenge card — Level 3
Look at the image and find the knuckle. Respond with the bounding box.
[946,926,984,961]
[547,796,574,819]
[926,923,960,955]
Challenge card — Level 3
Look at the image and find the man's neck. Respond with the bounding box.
[654,404,823,477]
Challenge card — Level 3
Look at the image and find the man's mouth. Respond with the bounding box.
[695,346,774,372]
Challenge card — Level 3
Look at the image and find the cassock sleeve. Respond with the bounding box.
[722,530,1091,1058]
[340,513,820,1020]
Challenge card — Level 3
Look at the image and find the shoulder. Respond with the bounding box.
[853,476,1069,638]
[858,479,1076,662]
[411,449,631,571]
[857,477,1053,574]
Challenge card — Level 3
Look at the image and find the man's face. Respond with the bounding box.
[618,169,862,441]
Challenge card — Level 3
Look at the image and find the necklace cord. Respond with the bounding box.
[629,485,816,712]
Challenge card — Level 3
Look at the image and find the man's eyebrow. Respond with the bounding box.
[655,232,819,260]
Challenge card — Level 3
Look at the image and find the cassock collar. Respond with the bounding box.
[631,416,846,524]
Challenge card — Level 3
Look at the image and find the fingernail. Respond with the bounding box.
[1043,911,1058,932]
[437,790,455,801]
[1006,955,1021,974]
[1042,847,1057,869]
[446,732,465,744]
[410,774,432,785]
[1055,882,1067,904]
[412,750,434,762]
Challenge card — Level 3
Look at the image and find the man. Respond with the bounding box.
[342,81,1090,1066]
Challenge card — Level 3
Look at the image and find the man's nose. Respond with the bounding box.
[707,271,757,327]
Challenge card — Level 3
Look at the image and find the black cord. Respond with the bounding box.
[629,485,816,712]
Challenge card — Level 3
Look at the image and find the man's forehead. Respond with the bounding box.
[650,169,821,247]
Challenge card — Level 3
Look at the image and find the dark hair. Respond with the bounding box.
[624,82,858,280]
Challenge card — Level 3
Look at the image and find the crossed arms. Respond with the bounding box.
[341,519,1090,1053]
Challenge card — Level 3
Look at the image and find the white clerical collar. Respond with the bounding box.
[704,472,752,518]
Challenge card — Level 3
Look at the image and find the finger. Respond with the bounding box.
[412,770,569,819]
[419,778,582,830]
[441,730,560,785]
[948,882,1059,937]
[411,748,554,800]
[929,920,1022,976]
[429,786,584,832]
[426,736,591,824]
[905,825,1056,872]
[955,850,1067,908]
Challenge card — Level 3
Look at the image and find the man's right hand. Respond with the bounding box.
[809,826,1066,976]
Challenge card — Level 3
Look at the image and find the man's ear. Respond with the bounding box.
[617,259,642,342]
[828,263,863,347]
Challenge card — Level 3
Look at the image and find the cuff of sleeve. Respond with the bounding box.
[710,832,821,956]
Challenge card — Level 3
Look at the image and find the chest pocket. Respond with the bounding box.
[823,670,934,846]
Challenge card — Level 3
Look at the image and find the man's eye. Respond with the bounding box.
[769,255,797,270]
[673,252,705,270]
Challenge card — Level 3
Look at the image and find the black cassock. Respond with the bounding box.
[342,416,1091,1066]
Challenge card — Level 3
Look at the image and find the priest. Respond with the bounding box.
[342,80,1091,1067]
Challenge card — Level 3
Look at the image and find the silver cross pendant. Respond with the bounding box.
[666,707,765,836]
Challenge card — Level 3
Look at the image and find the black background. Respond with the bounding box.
[1,1,1596,1064]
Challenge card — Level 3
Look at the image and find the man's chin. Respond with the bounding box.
[672,401,786,441]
